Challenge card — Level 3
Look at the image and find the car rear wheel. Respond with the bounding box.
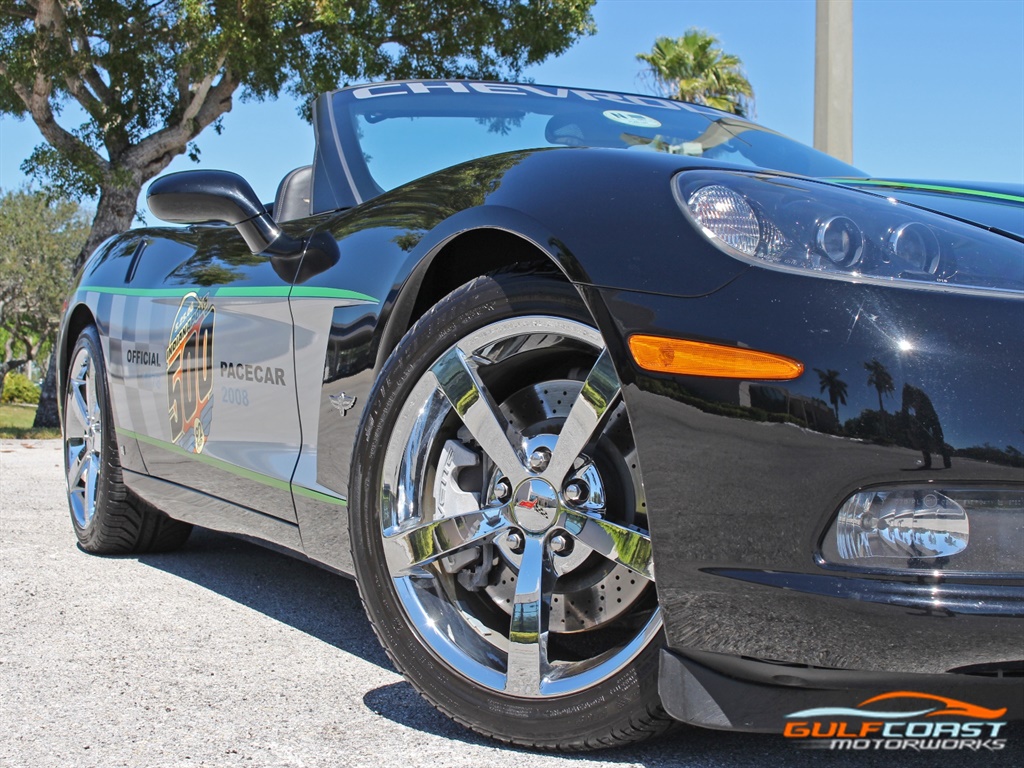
[350,271,673,750]
[63,324,192,554]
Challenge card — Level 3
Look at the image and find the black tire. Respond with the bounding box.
[62,324,192,554]
[350,272,673,750]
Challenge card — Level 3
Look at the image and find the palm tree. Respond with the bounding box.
[864,359,895,413]
[814,368,848,422]
[637,29,754,116]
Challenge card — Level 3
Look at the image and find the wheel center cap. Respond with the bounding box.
[512,478,560,533]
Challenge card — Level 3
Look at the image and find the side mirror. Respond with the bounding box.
[147,170,298,255]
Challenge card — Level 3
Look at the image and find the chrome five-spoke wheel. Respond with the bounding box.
[350,272,671,750]
[65,343,103,528]
[381,315,659,697]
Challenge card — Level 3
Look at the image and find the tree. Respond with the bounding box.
[864,358,895,413]
[637,28,753,116]
[814,368,848,422]
[0,188,88,399]
[1,0,596,424]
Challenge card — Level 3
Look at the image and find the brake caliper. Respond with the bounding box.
[435,440,495,591]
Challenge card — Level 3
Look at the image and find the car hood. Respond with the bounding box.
[827,178,1024,238]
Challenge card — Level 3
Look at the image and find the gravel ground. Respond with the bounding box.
[1,439,1018,768]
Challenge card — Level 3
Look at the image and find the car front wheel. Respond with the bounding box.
[350,271,672,750]
[63,324,192,554]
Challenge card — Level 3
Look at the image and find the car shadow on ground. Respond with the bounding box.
[136,526,392,671]
[365,679,878,767]
[136,527,1021,768]
[364,679,1014,768]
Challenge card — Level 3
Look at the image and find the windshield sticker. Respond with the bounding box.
[348,82,695,111]
[603,110,661,128]
[166,292,215,454]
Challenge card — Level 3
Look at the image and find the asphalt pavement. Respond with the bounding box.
[1,439,1019,768]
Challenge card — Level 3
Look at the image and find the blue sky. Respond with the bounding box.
[1,0,1022,206]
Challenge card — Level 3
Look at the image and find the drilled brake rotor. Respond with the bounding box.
[480,380,648,633]
[485,558,649,632]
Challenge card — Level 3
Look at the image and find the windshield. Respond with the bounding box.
[334,81,864,192]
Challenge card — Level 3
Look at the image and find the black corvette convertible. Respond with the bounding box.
[58,80,1023,750]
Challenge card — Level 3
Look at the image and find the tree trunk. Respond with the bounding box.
[32,350,59,428]
[34,181,142,429]
[73,181,143,272]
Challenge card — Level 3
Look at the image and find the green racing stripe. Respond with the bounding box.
[117,427,346,506]
[81,285,378,303]
[827,178,1024,203]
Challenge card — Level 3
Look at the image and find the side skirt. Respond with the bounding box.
[123,468,304,553]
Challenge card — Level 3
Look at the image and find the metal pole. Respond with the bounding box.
[814,0,854,164]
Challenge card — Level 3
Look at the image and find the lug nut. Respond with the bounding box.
[494,478,512,503]
[528,447,551,473]
[549,534,572,555]
[563,481,589,505]
[505,531,524,552]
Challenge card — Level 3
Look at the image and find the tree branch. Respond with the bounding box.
[7,74,109,175]
[40,1,106,119]
[82,65,111,105]
[6,1,110,175]
[1,359,29,376]
[67,22,112,105]
[6,5,36,20]
[62,72,104,121]
[127,66,238,176]
[181,61,223,123]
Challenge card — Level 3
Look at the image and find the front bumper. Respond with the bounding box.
[586,266,1023,680]
[659,649,1023,732]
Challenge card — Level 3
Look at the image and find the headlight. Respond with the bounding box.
[674,170,1024,296]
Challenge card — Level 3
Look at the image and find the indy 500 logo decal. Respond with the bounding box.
[166,292,215,453]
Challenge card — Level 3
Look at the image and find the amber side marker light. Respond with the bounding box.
[628,334,804,380]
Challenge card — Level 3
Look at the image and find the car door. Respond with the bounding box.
[109,226,301,523]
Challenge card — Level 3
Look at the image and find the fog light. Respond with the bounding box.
[837,490,968,559]
[820,488,1023,575]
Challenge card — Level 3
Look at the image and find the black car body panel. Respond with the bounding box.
[596,273,1022,671]
[57,80,1024,735]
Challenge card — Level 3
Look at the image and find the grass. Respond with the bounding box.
[0,404,62,439]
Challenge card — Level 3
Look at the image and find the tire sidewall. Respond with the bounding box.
[63,325,122,549]
[349,273,664,747]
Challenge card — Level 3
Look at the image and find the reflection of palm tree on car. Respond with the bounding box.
[864,359,895,413]
[814,368,848,422]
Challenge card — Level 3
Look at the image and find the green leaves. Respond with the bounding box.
[0,189,89,365]
[2,0,596,260]
[637,28,754,117]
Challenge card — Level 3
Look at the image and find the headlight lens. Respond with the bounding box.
[685,184,760,257]
[674,170,1024,295]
